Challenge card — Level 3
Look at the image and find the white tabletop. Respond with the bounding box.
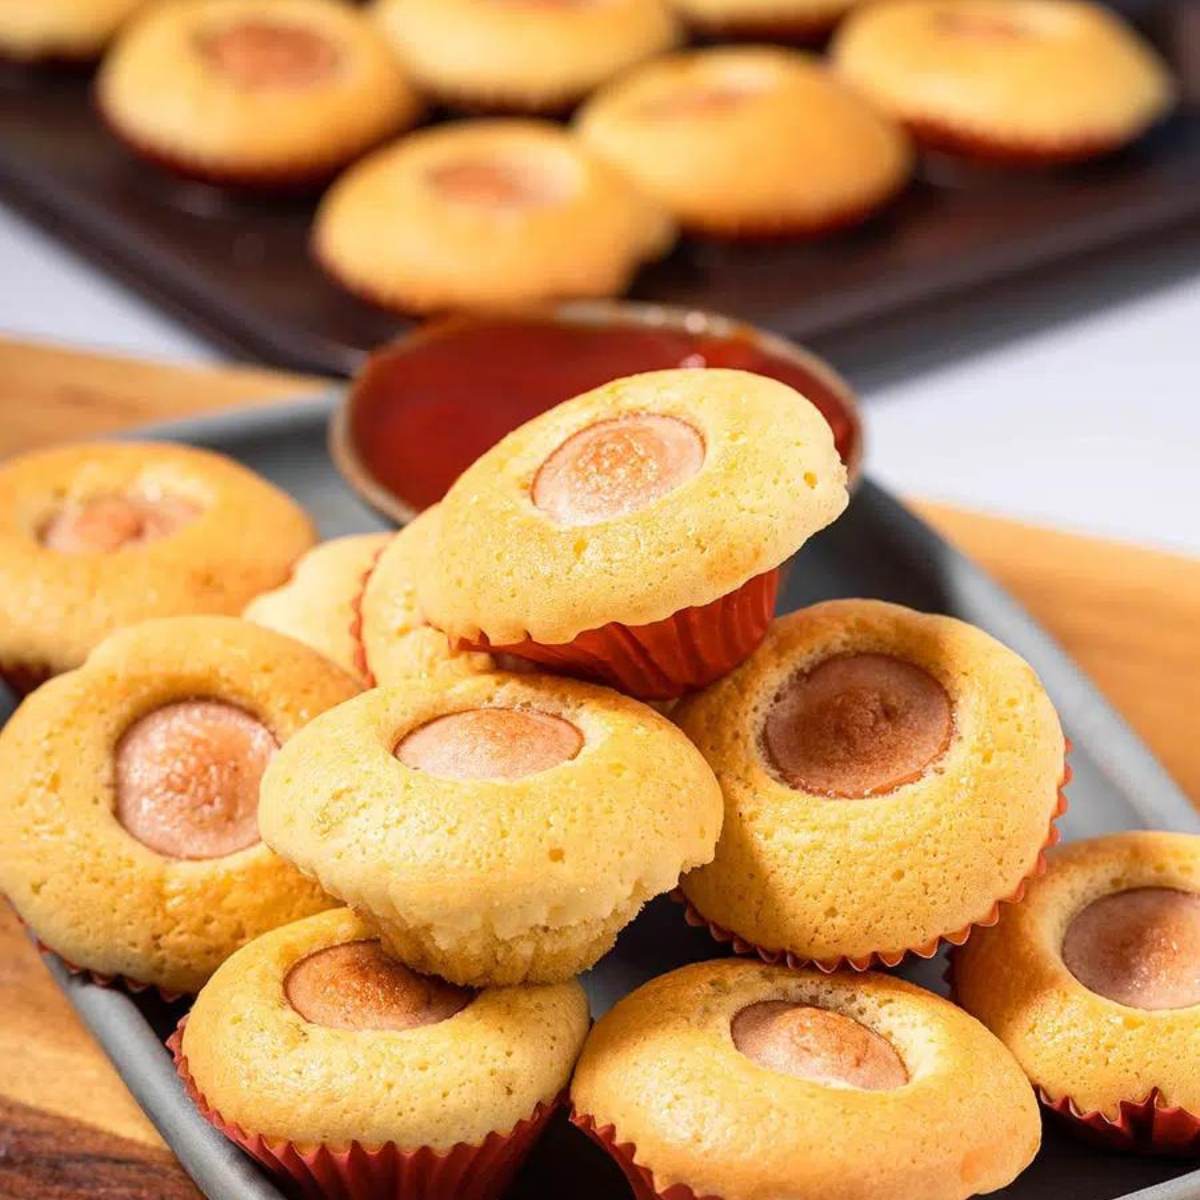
[2,200,1198,556]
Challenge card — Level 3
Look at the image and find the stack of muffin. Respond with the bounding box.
[1,364,1197,1199]
[3,0,1177,314]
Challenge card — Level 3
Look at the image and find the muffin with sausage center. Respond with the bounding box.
[259,672,723,985]
[831,0,1174,164]
[371,0,680,114]
[0,440,314,691]
[356,509,496,686]
[576,46,911,238]
[0,0,147,62]
[97,0,422,189]
[0,616,357,995]
[175,908,589,1200]
[410,368,847,698]
[676,599,1068,970]
[954,831,1200,1155]
[571,958,1041,1200]
[314,119,676,314]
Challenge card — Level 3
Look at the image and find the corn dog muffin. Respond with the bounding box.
[244,533,390,684]
[0,617,357,995]
[0,441,314,690]
[357,509,494,686]
[954,831,1200,1155]
[314,119,676,315]
[0,0,145,62]
[97,0,421,190]
[832,0,1174,164]
[259,672,722,985]
[411,368,847,698]
[576,46,911,238]
[677,599,1068,971]
[371,0,680,114]
[175,909,589,1200]
[572,959,1041,1200]
[668,0,862,41]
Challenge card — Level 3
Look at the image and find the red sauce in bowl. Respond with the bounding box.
[343,315,860,518]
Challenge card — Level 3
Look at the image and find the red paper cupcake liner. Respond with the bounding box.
[1038,1087,1200,1156]
[947,951,1200,1156]
[19,916,186,1003]
[19,912,187,998]
[170,1017,562,1200]
[349,540,389,688]
[571,1110,719,1200]
[677,174,910,242]
[99,101,377,196]
[679,753,1071,973]
[458,568,780,701]
[906,116,1131,166]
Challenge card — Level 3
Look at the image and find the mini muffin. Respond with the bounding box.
[0,0,145,62]
[832,0,1174,165]
[314,119,676,315]
[357,509,494,686]
[411,368,847,699]
[259,672,723,985]
[575,46,911,238]
[676,599,1068,971]
[668,0,862,41]
[571,959,1041,1200]
[954,831,1200,1155]
[0,616,357,995]
[175,908,589,1200]
[0,441,315,690]
[371,0,680,114]
[244,532,391,683]
[97,0,421,190]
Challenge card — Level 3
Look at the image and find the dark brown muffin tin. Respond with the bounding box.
[0,1,1197,376]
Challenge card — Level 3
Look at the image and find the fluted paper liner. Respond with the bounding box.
[459,568,780,700]
[571,1110,720,1200]
[170,1017,561,1200]
[1037,1086,1200,1156]
[939,773,1200,1159]
[349,540,389,688]
[907,115,1140,167]
[21,917,186,1003]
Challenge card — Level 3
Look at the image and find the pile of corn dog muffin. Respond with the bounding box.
[0,361,1197,1200]
[2,0,1177,314]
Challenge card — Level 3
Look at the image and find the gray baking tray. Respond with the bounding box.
[7,395,1200,1200]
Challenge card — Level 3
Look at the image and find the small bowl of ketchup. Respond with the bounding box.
[331,300,864,526]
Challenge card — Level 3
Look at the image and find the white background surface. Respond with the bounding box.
[2,200,1198,556]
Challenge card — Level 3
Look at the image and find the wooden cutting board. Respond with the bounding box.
[0,335,1196,1198]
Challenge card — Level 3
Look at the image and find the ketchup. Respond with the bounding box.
[347,316,859,516]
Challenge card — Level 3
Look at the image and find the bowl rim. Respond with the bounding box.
[329,299,865,527]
